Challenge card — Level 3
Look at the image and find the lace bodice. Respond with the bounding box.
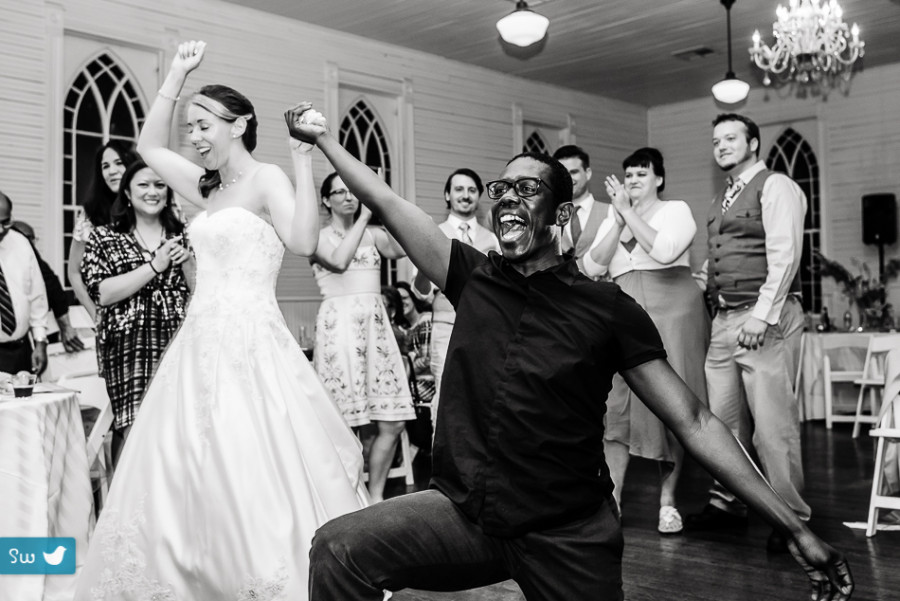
[187,208,284,317]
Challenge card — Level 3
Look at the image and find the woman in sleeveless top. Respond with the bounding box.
[583,147,709,535]
[312,172,415,502]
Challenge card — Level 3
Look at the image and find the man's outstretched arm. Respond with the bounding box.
[285,105,452,290]
[623,359,854,601]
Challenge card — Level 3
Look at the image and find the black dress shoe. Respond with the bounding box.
[684,504,749,531]
[766,529,790,554]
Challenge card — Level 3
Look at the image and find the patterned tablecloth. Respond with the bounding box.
[0,390,94,601]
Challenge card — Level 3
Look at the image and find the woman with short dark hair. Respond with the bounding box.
[584,147,709,535]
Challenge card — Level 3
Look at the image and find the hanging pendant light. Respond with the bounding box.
[496,0,550,47]
[712,0,751,104]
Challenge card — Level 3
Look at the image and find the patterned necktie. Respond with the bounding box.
[458,222,473,246]
[570,206,583,246]
[722,176,745,214]
[0,263,17,336]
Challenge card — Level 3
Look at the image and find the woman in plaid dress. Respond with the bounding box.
[82,159,192,465]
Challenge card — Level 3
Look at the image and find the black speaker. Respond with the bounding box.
[862,194,897,245]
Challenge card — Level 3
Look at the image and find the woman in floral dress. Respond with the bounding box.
[312,172,415,502]
[82,159,192,465]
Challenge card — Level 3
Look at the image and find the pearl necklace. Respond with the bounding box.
[218,171,243,191]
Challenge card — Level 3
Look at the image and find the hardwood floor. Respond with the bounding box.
[385,422,899,600]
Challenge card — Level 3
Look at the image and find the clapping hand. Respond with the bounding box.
[604,175,629,226]
[172,40,206,75]
[285,102,327,150]
[604,175,631,212]
[150,236,189,273]
[787,533,854,600]
[359,203,373,223]
[166,236,191,266]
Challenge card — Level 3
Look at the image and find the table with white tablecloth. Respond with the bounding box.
[0,390,94,601]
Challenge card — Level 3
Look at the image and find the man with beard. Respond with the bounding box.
[552,145,608,277]
[413,168,499,424]
[685,114,809,554]
[285,106,853,601]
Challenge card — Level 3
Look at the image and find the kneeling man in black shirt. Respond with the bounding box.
[286,105,853,601]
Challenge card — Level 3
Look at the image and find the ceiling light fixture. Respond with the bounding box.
[496,0,550,47]
[750,0,864,91]
[712,0,751,104]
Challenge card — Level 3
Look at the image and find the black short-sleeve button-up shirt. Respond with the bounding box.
[430,240,666,537]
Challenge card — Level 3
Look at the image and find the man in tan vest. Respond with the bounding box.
[686,114,809,554]
[414,169,499,425]
[552,145,609,278]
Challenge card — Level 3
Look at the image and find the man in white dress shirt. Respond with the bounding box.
[414,169,499,423]
[0,191,49,375]
[686,114,809,554]
[551,145,609,278]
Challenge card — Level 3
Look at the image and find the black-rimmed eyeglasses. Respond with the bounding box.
[485,177,554,200]
[327,188,351,200]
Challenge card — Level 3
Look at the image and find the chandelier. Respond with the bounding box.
[749,0,864,89]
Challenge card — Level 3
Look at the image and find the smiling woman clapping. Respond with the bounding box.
[81,159,191,465]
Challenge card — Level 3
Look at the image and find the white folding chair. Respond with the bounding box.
[852,334,900,438]
[866,348,900,536]
[361,429,415,488]
[821,333,870,429]
[43,338,98,382]
[58,374,114,513]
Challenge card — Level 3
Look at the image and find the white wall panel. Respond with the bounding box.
[649,64,900,315]
[0,0,646,336]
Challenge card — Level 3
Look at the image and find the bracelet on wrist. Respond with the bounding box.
[157,89,180,102]
[148,260,162,275]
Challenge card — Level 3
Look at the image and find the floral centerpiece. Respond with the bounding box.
[814,251,900,330]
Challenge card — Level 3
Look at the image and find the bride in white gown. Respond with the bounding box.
[75,41,367,601]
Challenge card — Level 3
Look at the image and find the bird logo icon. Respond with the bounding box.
[42,546,66,566]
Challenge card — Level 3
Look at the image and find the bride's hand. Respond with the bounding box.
[285,102,328,150]
[172,41,206,75]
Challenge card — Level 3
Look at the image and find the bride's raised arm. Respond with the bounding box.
[249,103,323,257]
[137,40,207,208]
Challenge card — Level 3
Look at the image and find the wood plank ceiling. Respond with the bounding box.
[223,0,900,107]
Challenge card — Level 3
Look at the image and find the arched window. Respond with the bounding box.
[765,128,822,312]
[338,99,396,283]
[62,52,144,287]
[523,130,549,155]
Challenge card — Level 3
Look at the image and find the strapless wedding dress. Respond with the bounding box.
[75,207,368,601]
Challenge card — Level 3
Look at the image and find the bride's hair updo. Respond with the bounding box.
[194,84,258,198]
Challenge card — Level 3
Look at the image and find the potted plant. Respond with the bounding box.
[814,251,900,331]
